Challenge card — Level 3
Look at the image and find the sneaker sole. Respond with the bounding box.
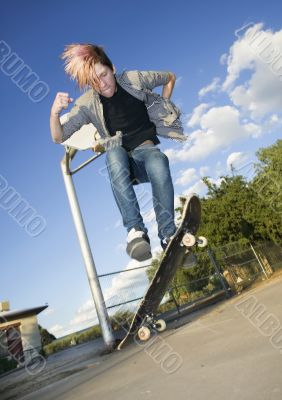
[127,241,152,262]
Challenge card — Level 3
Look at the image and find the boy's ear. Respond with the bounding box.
[113,65,116,74]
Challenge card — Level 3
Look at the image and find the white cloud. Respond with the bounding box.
[221,25,259,90]
[69,299,97,327]
[151,245,163,258]
[269,114,280,124]
[222,23,282,119]
[186,177,224,197]
[199,166,210,177]
[209,177,225,187]
[49,324,63,335]
[48,324,82,339]
[166,23,282,171]
[175,168,198,186]
[67,259,150,333]
[198,77,220,97]
[215,161,225,177]
[143,207,155,224]
[148,220,158,239]
[229,64,282,119]
[187,103,210,128]
[183,180,207,197]
[226,152,251,171]
[225,152,257,180]
[42,307,55,316]
[103,259,150,311]
[174,195,182,209]
[165,105,261,163]
[220,53,228,65]
[263,113,282,133]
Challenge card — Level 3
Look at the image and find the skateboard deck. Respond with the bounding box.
[117,194,207,350]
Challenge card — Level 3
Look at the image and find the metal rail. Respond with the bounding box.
[61,147,115,351]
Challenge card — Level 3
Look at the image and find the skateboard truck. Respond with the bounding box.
[137,313,167,341]
[181,232,208,248]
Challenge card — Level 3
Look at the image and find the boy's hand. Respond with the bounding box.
[51,92,74,117]
[92,143,105,153]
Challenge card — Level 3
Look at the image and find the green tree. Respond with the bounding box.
[147,139,282,306]
[200,175,258,247]
[251,139,282,244]
[39,325,56,346]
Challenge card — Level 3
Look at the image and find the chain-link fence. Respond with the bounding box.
[254,241,282,272]
[98,241,282,327]
[98,249,225,326]
[215,241,282,293]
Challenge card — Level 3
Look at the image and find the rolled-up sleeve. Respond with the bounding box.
[138,71,170,90]
[61,103,91,142]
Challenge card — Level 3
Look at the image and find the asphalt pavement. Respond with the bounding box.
[11,273,282,400]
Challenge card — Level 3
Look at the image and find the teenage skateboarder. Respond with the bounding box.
[50,43,187,261]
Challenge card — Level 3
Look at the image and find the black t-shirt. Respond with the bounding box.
[99,82,160,151]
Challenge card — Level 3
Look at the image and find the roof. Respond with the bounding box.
[0,305,48,323]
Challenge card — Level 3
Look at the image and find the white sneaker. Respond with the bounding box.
[126,228,152,261]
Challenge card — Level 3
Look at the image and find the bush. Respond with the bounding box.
[110,310,134,331]
[43,325,102,356]
[0,357,18,375]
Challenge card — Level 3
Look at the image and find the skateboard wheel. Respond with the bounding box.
[197,236,208,248]
[182,233,196,247]
[138,326,151,341]
[155,319,166,332]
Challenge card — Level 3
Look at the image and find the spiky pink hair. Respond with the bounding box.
[61,43,113,90]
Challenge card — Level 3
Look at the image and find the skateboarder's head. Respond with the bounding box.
[61,43,116,96]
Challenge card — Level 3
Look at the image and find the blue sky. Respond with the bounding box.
[1,0,281,338]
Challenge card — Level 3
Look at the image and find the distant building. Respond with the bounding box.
[0,301,48,365]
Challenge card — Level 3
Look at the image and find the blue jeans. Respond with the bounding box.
[106,144,176,241]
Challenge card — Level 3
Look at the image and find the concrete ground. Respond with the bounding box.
[2,274,282,400]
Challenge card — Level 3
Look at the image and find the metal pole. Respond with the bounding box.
[250,243,268,279]
[60,158,115,351]
[168,287,181,315]
[207,248,231,297]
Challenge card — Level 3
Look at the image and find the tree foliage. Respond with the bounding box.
[39,325,56,346]
[197,139,282,247]
[148,139,282,305]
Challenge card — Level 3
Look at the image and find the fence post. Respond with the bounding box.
[207,248,231,298]
[168,288,181,315]
[250,243,268,279]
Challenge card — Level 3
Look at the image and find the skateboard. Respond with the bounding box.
[117,194,207,350]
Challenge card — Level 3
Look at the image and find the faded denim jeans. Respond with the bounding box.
[106,144,176,241]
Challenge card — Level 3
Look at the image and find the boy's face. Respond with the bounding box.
[93,62,117,97]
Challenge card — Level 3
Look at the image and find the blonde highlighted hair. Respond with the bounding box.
[61,43,114,89]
